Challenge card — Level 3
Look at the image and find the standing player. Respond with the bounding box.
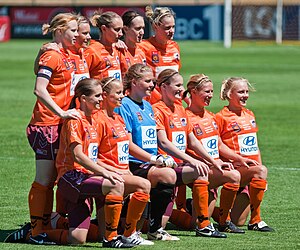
[25,13,81,243]
[116,63,180,241]
[216,77,273,232]
[95,77,153,245]
[85,11,123,80]
[139,6,181,104]
[118,10,147,75]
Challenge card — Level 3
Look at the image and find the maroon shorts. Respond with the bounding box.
[58,169,106,229]
[129,162,155,179]
[27,124,62,160]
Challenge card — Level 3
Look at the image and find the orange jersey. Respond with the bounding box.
[153,101,192,163]
[215,106,260,161]
[138,37,181,78]
[186,108,220,160]
[84,39,122,80]
[30,49,77,126]
[119,46,146,75]
[95,111,130,171]
[56,110,100,180]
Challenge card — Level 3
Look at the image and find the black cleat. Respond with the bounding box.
[102,235,136,248]
[248,221,274,232]
[196,223,227,238]
[218,221,245,233]
[28,233,56,245]
[4,222,31,243]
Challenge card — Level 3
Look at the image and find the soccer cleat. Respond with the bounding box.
[28,233,56,245]
[218,221,245,234]
[248,221,274,232]
[103,235,136,248]
[147,228,180,241]
[127,231,154,245]
[196,223,227,238]
[4,222,31,243]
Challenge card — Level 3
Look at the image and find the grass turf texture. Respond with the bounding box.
[0,39,299,249]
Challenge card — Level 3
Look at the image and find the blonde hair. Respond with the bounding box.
[42,12,78,35]
[182,74,212,99]
[77,15,90,26]
[90,10,121,32]
[123,63,153,92]
[145,5,175,26]
[220,77,256,101]
[156,68,178,87]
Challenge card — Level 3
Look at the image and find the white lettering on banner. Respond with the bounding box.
[88,143,98,162]
[117,140,129,165]
[0,23,7,40]
[71,73,89,96]
[141,126,157,149]
[238,133,259,156]
[201,135,219,159]
[172,131,186,152]
[14,10,39,21]
[203,5,221,40]
[244,7,275,38]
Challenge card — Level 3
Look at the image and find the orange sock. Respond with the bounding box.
[211,206,220,223]
[43,184,54,230]
[169,209,193,230]
[87,223,100,242]
[104,194,123,241]
[219,183,239,225]
[28,181,48,236]
[44,229,68,245]
[123,192,149,237]
[176,185,187,211]
[249,178,267,224]
[192,180,210,229]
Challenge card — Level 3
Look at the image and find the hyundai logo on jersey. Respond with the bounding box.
[207,138,217,149]
[122,143,129,154]
[113,72,121,80]
[243,136,256,146]
[176,134,185,144]
[146,128,156,138]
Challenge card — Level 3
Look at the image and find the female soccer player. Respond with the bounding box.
[26,13,81,241]
[54,78,135,248]
[116,63,179,241]
[95,77,153,245]
[153,69,234,238]
[182,74,252,233]
[216,77,273,232]
[85,11,123,80]
[118,10,146,75]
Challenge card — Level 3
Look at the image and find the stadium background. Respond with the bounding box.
[0,1,299,249]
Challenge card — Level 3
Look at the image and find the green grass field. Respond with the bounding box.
[0,39,299,249]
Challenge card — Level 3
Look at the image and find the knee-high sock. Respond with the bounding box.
[149,183,174,233]
[28,181,48,236]
[104,195,123,241]
[175,185,187,211]
[249,178,267,224]
[123,192,149,237]
[169,209,193,230]
[219,183,239,225]
[192,180,210,229]
[43,184,54,230]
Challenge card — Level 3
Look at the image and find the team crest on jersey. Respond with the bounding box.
[169,119,175,129]
[111,127,119,138]
[137,112,143,121]
[230,122,241,132]
[125,58,131,67]
[70,59,77,71]
[250,119,256,128]
[180,118,187,126]
[149,113,155,120]
[142,58,147,65]
[152,51,159,63]
[104,57,111,68]
[194,124,203,136]
[62,58,71,70]
[84,127,91,139]
[116,55,120,64]
[174,53,180,61]
[212,121,218,130]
